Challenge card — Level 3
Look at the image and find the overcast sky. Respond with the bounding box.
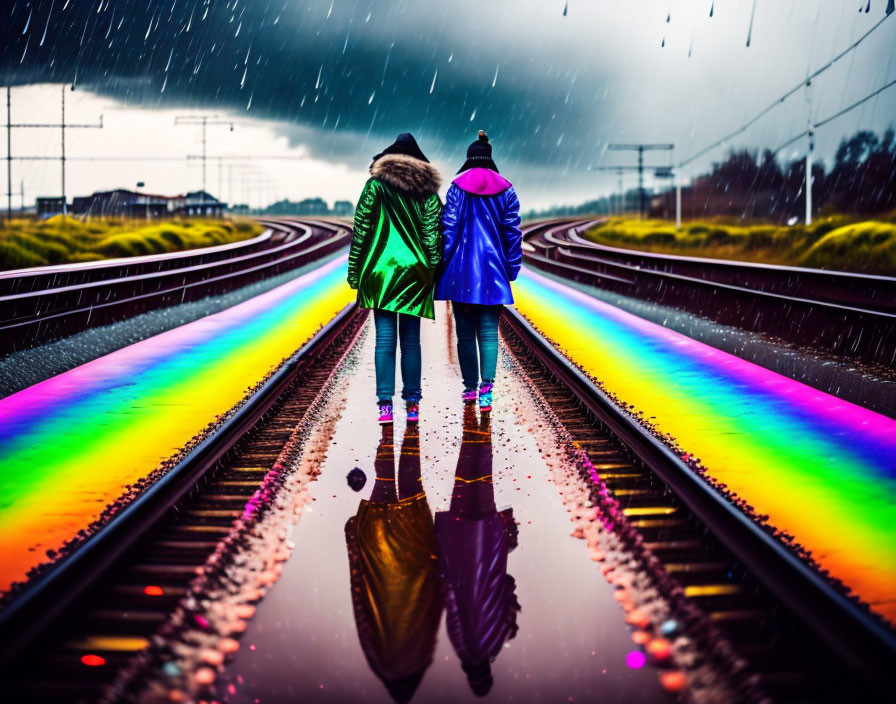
[2,0,895,210]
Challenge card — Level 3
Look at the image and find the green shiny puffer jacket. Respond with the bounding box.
[347,154,442,319]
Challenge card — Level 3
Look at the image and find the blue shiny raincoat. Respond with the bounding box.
[434,168,523,305]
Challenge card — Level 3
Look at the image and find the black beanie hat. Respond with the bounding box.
[372,132,430,163]
[457,130,499,173]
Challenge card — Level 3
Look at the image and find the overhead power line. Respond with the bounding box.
[770,75,896,156]
[678,10,894,168]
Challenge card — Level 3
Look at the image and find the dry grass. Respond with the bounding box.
[582,214,896,275]
[0,217,264,271]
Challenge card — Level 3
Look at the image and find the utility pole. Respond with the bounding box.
[6,87,11,219]
[805,79,814,226]
[617,168,624,215]
[594,160,673,219]
[5,85,102,217]
[675,173,682,230]
[605,143,674,218]
[175,115,234,195]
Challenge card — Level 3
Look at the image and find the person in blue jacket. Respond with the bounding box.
[435,131,523,412]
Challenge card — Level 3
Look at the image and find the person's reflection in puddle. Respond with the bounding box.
[435,405,521,697]
[344,425,442,703]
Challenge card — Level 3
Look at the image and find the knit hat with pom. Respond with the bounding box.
[457,130,499,173]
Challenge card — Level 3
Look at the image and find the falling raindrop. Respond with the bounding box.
[368,91,375,104]
[315,65,322,89]
[666,13,671,22]
[327,0,334,19]
[661,36,665,47]
[709,1,714,18]
[746,0,757,47]
[563,1,568,16]
[470,108,477,121]
[22,5,32,34]
[864,0,871,13]
[492,64,500,88]
[429,69,438,94]
[39,1,55,46]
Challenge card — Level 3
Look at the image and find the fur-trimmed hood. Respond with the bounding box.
[370,154,441,199]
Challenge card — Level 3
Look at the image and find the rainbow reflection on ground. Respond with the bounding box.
[513,267,896,626]
[0,256,354,594]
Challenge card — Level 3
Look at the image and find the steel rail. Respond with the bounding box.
[0,229,275,287]
[501,306,896,693]
[0,228,313,312]
[0,303,361,663]
[523,219,896,365]
[0,229,345,331]
[553,224,896,315]
[549,242,896,319]
[0,219,350,351]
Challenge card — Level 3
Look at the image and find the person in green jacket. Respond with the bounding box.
[347,133,442,425]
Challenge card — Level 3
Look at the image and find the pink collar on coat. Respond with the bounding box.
[453,168,512,195]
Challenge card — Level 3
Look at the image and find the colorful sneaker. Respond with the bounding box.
[406,403,419,423]
[479,383,493,413]
[378,404,393,425]
[462,389,478,403]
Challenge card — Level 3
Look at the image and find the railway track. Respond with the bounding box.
[0,303,367,702]
[1,228,892,701]
[500,308,895,701]
[0,217,350,353]
[524,219,896,366]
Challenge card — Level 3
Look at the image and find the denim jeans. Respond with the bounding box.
[452,303,502,392]
[373,310,422,404]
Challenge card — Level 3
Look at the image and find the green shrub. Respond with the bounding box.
[0,217,263,271]
[0,240,46,269]
[801,222,896,273]
[583,213,896,274]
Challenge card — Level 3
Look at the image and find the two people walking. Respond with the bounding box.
[347,130,522,422]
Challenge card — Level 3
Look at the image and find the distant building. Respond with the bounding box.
[169,190,226,217]
[64,188,226,218]
[36,197,66,217]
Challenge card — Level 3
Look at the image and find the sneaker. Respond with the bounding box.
[462,389,478,403]
[378,404,393,424]
[406,403,419,423]
[479,383,493,413]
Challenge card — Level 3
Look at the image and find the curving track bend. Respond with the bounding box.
[0,219,893,703]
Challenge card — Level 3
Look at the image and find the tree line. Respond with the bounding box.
[524,127,896,221]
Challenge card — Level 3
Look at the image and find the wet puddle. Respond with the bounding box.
[198,303,673,703]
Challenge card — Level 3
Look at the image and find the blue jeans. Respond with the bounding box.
[373,310,422,405]
[452,304,502,392]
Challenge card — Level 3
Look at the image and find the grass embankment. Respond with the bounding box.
[0,217,264,271]
[582,214,896,275]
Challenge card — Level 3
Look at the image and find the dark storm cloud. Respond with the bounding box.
[3,1,894,206]
[0,0,610,171]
